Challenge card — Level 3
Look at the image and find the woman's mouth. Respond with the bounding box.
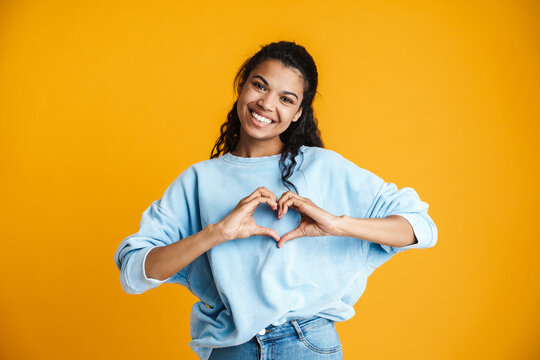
[250,110,274,126]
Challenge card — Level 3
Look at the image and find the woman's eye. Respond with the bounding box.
[282,97,293,104]
[253,82,265,90]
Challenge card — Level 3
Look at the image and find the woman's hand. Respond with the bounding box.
[276,191,340,248]
[216,187,280,243]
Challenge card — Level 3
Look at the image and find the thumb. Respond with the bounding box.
[253,226,280,242]
[277,227,304,248]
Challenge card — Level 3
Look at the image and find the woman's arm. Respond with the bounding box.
[145,187,280,281]
[276,191,417,248]
[333,214,417,247]
[145,224,223,281]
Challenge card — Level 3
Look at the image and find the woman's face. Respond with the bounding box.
[236,59,305,147]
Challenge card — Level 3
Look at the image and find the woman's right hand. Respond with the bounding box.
[215,187,280,243]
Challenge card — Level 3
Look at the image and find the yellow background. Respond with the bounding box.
[1,0,538,359]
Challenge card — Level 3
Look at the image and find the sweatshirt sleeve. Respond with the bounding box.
[364,178,438,254]
[113,167,200,294]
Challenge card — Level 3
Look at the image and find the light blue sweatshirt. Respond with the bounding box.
[114,146,437,360]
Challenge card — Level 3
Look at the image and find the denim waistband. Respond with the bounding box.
[255,317,333,341]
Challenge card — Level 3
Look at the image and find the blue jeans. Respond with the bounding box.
[209,317,343,360]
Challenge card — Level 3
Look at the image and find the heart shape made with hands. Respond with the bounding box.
[226,187,338,248]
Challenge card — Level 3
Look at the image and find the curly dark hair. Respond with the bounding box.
[210,41,323,193]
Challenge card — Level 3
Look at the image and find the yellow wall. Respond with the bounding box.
[1,0,538,359]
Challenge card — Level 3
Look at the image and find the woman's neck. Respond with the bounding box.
[231,134,284,158]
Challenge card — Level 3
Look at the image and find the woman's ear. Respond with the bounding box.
[292,108,303,122]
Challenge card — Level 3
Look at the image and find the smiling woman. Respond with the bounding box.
[234,60,305,156]
[113,41,437,360]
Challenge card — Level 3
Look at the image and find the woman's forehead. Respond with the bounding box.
[249,59,305,92]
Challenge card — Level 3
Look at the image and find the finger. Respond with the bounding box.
[277,191,298,216]
[280,197,305,218]
[259,187,277,203]
[253,192,278,210]
[277,227,305,248]
[253,225,280,242]
[280,198,294,217]
[245,187,277,206]
[259,188,278,207]
[244,187,266,201]
[245,195,278,212]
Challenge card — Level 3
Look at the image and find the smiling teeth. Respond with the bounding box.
[252,111,272,124]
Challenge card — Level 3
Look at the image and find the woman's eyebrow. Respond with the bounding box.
[253,75,299,100]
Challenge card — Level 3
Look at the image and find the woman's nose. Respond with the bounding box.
[257,95,274,111]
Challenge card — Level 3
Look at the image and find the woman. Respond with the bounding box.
[114,41,437,360]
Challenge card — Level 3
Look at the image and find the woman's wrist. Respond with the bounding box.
[205,222,231,245]
[333,215,353,237]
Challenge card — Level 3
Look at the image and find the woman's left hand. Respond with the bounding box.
[276,191,340,248]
